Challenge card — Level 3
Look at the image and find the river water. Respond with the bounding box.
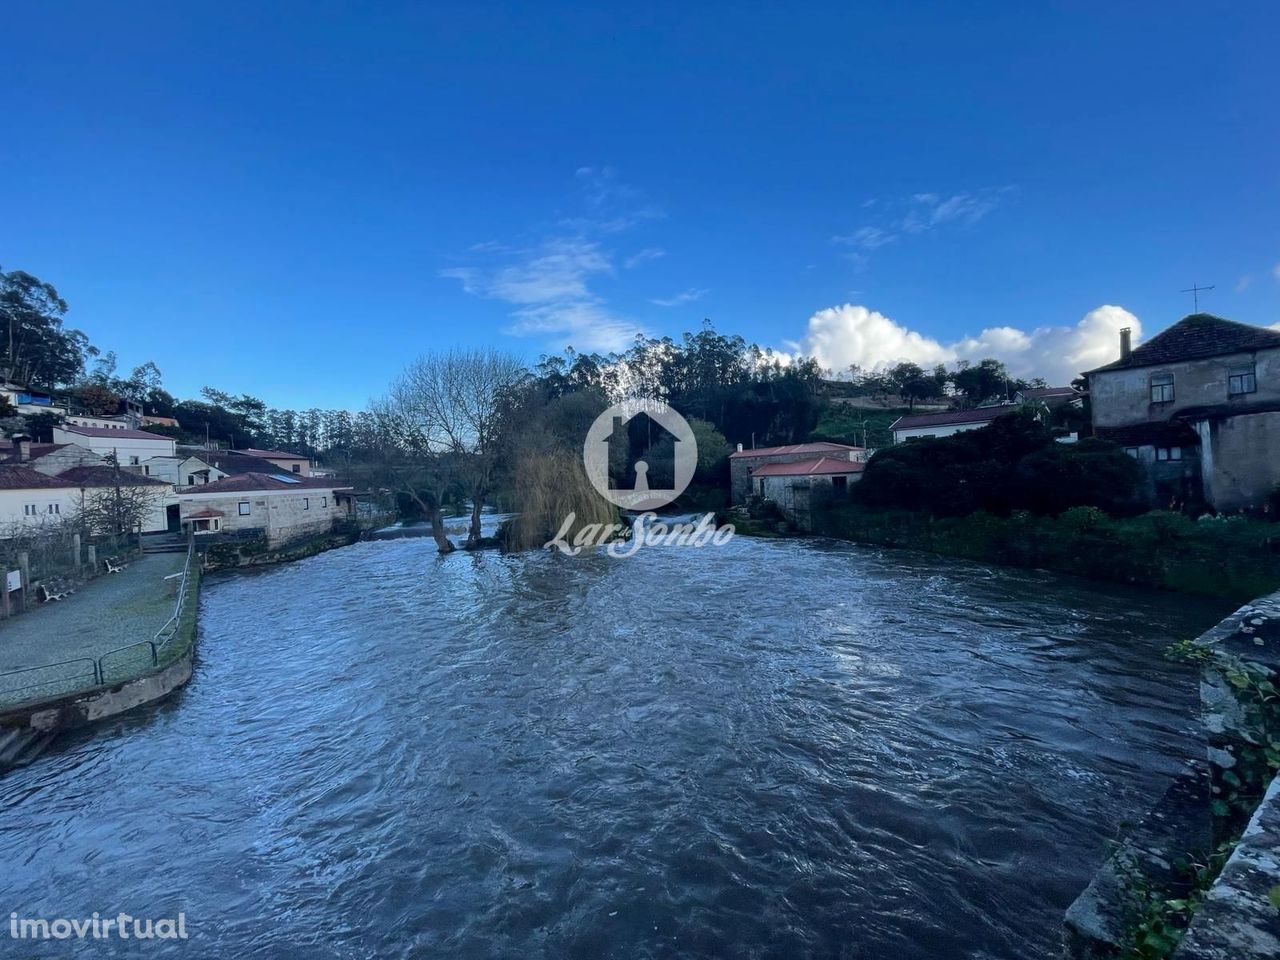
[0,530,1227,959]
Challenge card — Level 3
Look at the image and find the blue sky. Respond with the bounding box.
[4,1,1278,409]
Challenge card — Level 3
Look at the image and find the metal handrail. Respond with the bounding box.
[0,657,101,708]
[154,538,196,649]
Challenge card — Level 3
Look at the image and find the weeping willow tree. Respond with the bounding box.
[499,450,620,551]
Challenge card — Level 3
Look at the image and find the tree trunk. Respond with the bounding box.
[466,496,484,546]
[428,506,456,554]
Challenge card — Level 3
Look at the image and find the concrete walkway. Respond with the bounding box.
[0,553,186,708]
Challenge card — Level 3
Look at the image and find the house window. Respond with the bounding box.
[1123,447,1140,459]
[128,456,140,465]
[832,476,848,493]
[1155,446,1183,462]
[321,496,327,508]
[303,497,310,510]
[143,465,150,475]
[1228,367,1257,396]
[187,474,196,485]
[1149,374,1174,403]
[757,478,765,495]
[23,504,36,516]
[291,464,301,474]
[48,503,59,514]
[238,501,251,516]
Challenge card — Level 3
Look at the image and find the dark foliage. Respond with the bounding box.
[855,411,1144,516]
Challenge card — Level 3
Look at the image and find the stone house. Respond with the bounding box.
[175,473,354,545]
[0,439,104,476]
[1086,314,1280,511]
[728,442,865,503]
[750,457,866,520]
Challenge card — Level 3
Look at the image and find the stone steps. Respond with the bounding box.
[0,728,54,771]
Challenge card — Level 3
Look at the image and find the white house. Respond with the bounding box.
[132,455,228,488]
[0,466,83,530]
[52,424,176,466]
[176,472,354,545]
[889,405,1018,444]
[56,466,173,533]
[0,464,172,534]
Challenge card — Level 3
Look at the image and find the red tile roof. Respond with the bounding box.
[58,424,174,441]
[751,456,867,478]
[57,466,170,487]
[0,465,79,490]
[177,472,351,496]
[890,405,1017,432]
[729,441,862,460]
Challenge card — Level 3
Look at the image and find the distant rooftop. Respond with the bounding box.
[176,472,351,495]
[751,457,866,478]
[236,447,308,460]
[729,441,862,460]
[57,424,173,441]
[890,405,1017,432]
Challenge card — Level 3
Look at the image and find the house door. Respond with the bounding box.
[166,504,181,532]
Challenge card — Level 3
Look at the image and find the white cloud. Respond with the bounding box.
[1237,275,1253,293]
[1273,262,1280,281]
[794,303,1141,385]
[834,188,1011,254]
[650,288,707,308]
[441,238,638,352]
[624,247,665,269]
[441,168,665,353]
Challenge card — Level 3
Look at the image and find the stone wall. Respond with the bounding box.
[1197,411,1280,513]
[1064,589,1280,958]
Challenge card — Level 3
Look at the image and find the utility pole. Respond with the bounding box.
[1180,283,1215,312]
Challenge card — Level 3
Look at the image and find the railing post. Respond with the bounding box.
[18,552,29,613]
[71,532,81,572]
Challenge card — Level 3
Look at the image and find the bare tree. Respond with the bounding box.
[376,349,526,552]
[77,479,160,537]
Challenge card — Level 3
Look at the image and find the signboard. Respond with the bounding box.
[6,570,20,593]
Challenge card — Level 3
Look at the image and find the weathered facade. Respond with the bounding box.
[728,442,864,503]
[751,457,865,523]
[1087,314,1280,512]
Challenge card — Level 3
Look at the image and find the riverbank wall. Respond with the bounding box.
[778,504,1280,603]
[199,525,364,572]
[1064,589,1280,959]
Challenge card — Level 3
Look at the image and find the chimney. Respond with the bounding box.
[736,442,743,452]
[1119,327,1132,360]
[14,435,31,463]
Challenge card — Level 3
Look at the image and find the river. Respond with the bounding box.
[0,530,1227,959]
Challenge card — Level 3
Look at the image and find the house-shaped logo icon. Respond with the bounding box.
[584,399,697,510]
